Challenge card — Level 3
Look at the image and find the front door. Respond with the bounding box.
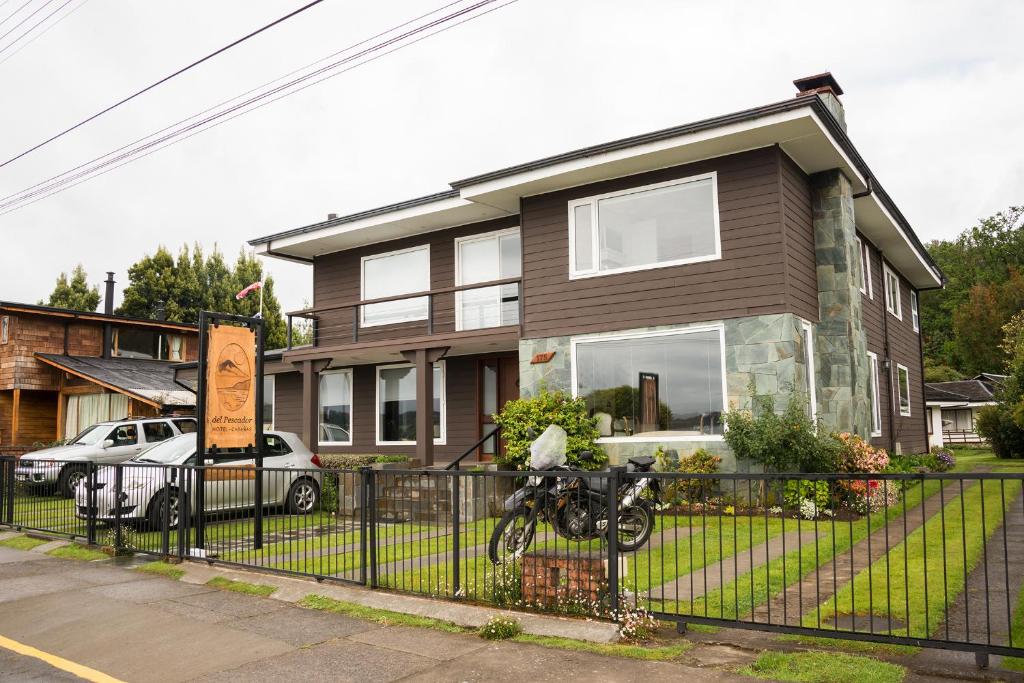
[479,356,519,460]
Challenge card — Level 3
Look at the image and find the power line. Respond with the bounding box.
[0,0,36,29]
[0,0,517,215]
[0,0,55,38]
[0,0,72,58]
[0,0,90,67]
[0,0,329,170]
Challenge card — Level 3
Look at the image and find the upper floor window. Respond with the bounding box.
[867,351,882,436]
[361,245,430,328]
[883,263,902,320]
[455,228,521,331]
[895,363,911,417]
[801,320,817,422]
[568,173,720,279]
[112,328,185,360]
[1,315,8,344]
[854,236,870,296]
[911,291,920,333]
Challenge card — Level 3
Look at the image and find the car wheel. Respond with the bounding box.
[286,478,319,515]
[58,465,87,498]
[148,489,181,530]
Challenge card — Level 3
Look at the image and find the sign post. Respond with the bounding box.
[195,311,264,551]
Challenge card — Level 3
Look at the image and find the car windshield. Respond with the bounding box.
[69,424,112,446]
[133,434,196,464]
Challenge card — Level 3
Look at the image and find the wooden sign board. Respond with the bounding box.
[203,323,257,450]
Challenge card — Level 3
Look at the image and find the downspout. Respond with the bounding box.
[880,255,897,454]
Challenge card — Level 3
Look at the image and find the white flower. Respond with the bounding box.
[799,499,819,520]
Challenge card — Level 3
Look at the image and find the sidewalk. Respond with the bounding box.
[0,543,746,682]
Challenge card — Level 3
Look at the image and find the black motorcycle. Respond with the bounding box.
[487,426,658,564]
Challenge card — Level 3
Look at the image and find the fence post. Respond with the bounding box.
[367,467,378,589]
[359,467,370,586]
[160,467,171,557]
[113,465,123,552]
[195,462,205,551]
[176,465,188,559]
[4,457,14,525]
[451,472,460,598]
[607,465,623,620]
[86,463,97,546]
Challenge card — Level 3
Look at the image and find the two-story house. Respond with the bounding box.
[0,273,198,454]
[248,73,943,469]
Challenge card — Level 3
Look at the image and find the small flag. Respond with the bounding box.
[236,281,262,300]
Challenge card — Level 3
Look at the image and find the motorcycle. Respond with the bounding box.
[487,424,659,565]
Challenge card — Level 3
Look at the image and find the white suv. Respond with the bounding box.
[15,417,197,497]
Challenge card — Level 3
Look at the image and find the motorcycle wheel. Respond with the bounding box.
[615,500,655,552]
[488,506,536,565]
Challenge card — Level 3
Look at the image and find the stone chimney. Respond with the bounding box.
[103,272,115,315]
[794,72,846,132]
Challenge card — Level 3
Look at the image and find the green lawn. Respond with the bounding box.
[740,651,905,683]
[206,576,277,597]
[812,478,1019,637]
[0,534,49,550]
[46,544,108,561]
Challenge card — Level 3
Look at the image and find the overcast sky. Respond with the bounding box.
[1,0,1022,314]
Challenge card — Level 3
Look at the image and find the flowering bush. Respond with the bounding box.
[479,615,522,640]
[799,498,820,520]
[836,433,889,473]
[768,506,783,516]
[847,479,901,514]
[783,479,830,510]
[618,605,658,642]
[929,447,956,472]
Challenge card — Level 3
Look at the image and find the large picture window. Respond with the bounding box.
[318,369,352,445]
[867,351,882,436]
[573,327,726,440]
[568,173,720,278]
[455,228,521,330]
[377,363,445,444]
[895,363,911,417]
[361,245,430,327]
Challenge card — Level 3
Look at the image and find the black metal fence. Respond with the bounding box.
[3,456,1023,662]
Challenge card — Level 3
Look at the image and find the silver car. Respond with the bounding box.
[74,431,322,529]
[16,418,197,497]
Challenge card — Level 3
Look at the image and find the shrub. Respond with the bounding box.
[977,404,1024,459]
[723,392,839,473]
[618,604,658,642]
[783,479,830,511]
[493,390,605,470]
[835,432,889,473]
[656,447,720,503]
[320,472,339,512]
[316,454,411,469]
[929,446,956,472]
[478,615,522,640]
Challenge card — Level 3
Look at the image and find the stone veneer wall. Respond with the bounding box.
[517,313,813,471]
[810,170,872,438]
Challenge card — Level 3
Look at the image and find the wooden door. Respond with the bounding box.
[478,356,519,460]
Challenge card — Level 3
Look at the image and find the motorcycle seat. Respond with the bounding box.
[627,456,655,469]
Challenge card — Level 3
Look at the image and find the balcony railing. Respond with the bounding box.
[284,277,522,350]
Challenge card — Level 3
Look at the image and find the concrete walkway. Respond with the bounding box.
[0,544,748,682]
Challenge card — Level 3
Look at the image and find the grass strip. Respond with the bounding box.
[512,633,692,661]
[993,554,1024,671]
[812,478,1020,637]
[775,634,918,656]
[206,576,277,597]
[46,544,108,561]
[0,535,49,551]
[136,561,184,580]
[299,594,466,632]
[740,651,905,682]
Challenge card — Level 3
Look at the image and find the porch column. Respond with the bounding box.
[294,359,331,451]
[401,347,449,467]
[928,407,944,449]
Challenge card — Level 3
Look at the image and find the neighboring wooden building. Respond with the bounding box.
[248,73,943,467]
[0,292,198,455]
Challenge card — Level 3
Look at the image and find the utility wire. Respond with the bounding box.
[0,0,515,215]
[0,0,90,67]
[0,0,72,58]
[0,0,35,29]
[0,0,328,170]
[0,0,55,40]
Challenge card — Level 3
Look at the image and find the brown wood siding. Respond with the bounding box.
[861,236,927,454]
[272,371,303,434]
[778,151,819,323]
[0,390,12,447]
[312,216,520,345]
[14,389,58,446]
[520,148,789,338]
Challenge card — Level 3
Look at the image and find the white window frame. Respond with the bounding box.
[263,374,275,431]
[567,172,722,280]
[854,236,867,295]
[867,351,882,437]
[864,240,874,299]
[360,244,431,328]
[800,320,817,423]
[375,361,446,446]
[883,263,902,320]
[569,323,728,443]
[895,363,911,417]
[911,290,920,333]
[318,368,354,447]
[454,226,521,332]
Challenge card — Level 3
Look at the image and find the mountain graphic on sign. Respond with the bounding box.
[217,358,248,377]
[214,342,251,411]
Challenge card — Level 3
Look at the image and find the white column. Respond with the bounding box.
[928,406,944,450]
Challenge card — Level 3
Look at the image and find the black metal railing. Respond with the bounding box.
[3,455,1023,663]
[284,278,523,350]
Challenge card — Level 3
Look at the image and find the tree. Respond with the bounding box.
[951,269,1024,376]
[924,364,961,383]
[40,265,100,312]
[977,312,1024,458]
[116,243,289,349]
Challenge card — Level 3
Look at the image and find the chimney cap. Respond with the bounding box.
[793,72,844,97]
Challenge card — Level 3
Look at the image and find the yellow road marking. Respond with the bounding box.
[0,634,125,683]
